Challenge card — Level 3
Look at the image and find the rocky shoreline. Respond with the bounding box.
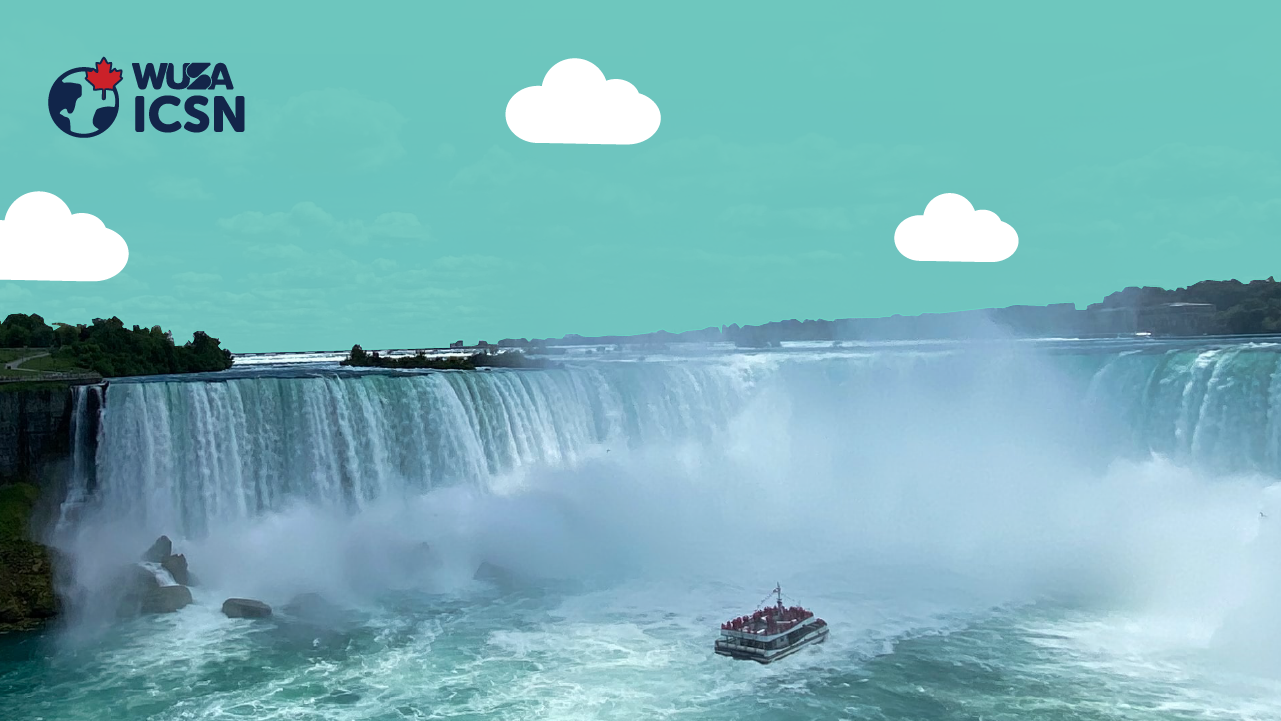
[111,535,275,620]
[0,520,280,633]
[2,501,522,635]
[0,484,58,632]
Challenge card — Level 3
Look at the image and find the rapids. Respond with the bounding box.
[6,339,1281,720]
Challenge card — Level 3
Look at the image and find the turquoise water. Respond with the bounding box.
[7,341,1281,719]
[7,582,1281,720]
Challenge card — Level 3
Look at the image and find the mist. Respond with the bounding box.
[46,344,1281,676]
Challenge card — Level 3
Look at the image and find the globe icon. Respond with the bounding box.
[48,67,120,138]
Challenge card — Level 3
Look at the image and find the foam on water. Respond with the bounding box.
[12,342,1281,718]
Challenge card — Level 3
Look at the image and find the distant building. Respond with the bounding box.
[1137,303,1216,335]
[1084,302,1217,336]
[450,340,464,349]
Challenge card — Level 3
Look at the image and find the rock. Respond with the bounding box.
[140,535,198,586]
[161,553,189,586]
[0,538,57,631]
[142,535,172,563]
[473,561,517,583]
[222,598,272,619]
[283,592,336,618]
[281,593,354,632]
[0,483,58,632]
[141,584,192,614]
[116,563,160,611]
[112,563,193,617]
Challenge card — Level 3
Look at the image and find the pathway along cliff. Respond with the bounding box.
[6,339,1281,719]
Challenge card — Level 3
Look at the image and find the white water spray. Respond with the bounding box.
[48,345,1281,680]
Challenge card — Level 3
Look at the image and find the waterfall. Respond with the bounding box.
[1085,343,1281,475]
[68,363,755,537]
[62,343,1281,542]
[59,383,103,530]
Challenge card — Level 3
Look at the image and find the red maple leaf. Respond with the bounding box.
[85,58,122,100]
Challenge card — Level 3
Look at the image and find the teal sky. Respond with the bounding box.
[1,1,1278,352]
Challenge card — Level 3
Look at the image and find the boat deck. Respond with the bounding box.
[715,585,828,663]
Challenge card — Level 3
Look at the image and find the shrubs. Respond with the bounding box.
[51,318,233,377]
[340,345,558,370]
[0,314,233,377]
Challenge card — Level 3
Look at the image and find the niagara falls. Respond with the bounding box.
[7,0,1281,716]
[1,337,1279,719]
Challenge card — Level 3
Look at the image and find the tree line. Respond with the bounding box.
[1093,277,1281,335]
[0,313,233,377]
[341,345,557,370]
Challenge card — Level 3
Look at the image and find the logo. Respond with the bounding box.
[48,58,121,138]
[48,58,245,138]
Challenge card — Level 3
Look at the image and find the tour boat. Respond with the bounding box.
[714,584,828,664]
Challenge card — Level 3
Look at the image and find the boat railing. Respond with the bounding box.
[720,606,814,632]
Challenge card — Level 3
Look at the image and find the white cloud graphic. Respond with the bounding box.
[506,58,660,145]
[0,191,129,281]
[894,193,1018,262]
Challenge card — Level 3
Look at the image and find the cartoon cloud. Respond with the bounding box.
[0,191,129,281]
[506,59,661,145]
[894,193,1018,262]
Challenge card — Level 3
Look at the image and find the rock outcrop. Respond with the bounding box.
[283,592,337,619]
[141,584,193,614]
[141,535,195,585]
[115,563,160,616]
[222,598,272,619]
[114,563,193,616]
[111,535,198,617]
[0,483,58,632]
[142,535,172,563]
[161,553,190,586]
[472,560,525,586]
[0,386,75,483]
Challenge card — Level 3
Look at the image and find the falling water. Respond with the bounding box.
[56,342,1281,541]
[69,363,754,537]
[11,342,1281,720]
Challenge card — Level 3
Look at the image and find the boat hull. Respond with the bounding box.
[714,622,829,664]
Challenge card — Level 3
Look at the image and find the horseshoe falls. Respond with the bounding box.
[6,341,1281,721]
[73,364,747,539]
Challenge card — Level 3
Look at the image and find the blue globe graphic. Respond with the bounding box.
[48,67,120,138]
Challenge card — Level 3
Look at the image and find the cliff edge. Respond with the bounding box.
[0,483,57,632]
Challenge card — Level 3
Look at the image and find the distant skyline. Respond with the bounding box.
[2,2,1279,352]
